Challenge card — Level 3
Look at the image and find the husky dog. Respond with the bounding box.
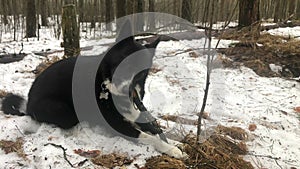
[1,20,185,158]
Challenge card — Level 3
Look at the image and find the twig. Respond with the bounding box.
[15,125,25,137]
[44,143,74,168]
[248,152,284,169]
[197,0,215,141]
[247,152,280,160]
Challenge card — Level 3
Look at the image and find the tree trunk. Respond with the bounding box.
[219,0,225,21]
[26,0,37,37]
[288,0,296,16]
[40,0,48,26]
[274,0,281,22]
[62,4,80,57]
[116,0,126,31]
[91,0,97,28]
[135,0,144,32]
[297,0,300,19]
[181,0,192,22]
[12,0,18,41]
[105,0,112,30]
[78,0,84,23]
[238,0,260,27]
[127,0,134,15]
[64,0,74,5]
[2,0,8,25]
[148,0,155,31]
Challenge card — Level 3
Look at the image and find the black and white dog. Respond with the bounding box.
[1,20,185,158]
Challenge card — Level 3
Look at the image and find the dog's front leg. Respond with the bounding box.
[138,131,187,159]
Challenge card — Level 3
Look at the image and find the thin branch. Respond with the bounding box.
[197,0,215,141]
[44,143,74,168]
[247,152,283,169]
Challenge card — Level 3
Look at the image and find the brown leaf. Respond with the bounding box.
[91,153,133,168]
[0,137,27,160]
[248,124,257,131]
[74,149,101,158]
[294,106,300,113]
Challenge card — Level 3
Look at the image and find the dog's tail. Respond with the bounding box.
[1,93,26,116]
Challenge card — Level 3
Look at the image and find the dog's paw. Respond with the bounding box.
[165,146,188,159]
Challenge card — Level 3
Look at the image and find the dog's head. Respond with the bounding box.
[99,20,160,101]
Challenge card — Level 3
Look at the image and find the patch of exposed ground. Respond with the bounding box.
[217,28,300,78]
[143,125,253,169]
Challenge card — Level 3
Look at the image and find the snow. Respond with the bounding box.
[267,26,300,39]
[0,26,300,169]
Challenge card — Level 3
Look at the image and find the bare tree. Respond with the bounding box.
[40,0,48,26]
[78,0,84,23]
[1,0,8,25]
[91,0,97,28]
[288,0,296,16]
[238,0,260,27]
[62,4,80,57]
[197,0,216,141]
[105,0,113,30]
[26,0,37,37]
[116,0,126,30]
[135,0,144,32]
[148,0,155,31]
[297,0,300,19]
[181,0,192,22]
[127,0,134,15]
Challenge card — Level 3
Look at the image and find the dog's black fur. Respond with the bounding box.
[1,20,185,158]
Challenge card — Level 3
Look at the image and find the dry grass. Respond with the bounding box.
[144,126,253,169]
[91,153,133,168]
[219,27,300,57]
[216,125,248,140]
[145,155,186,169]
[218,29,300,78]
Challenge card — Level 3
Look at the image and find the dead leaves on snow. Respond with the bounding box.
[74,148,134,168]
[0,137,27,160]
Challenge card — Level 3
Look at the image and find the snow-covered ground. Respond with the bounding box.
[0,25,299,169]
[267,26,300,39]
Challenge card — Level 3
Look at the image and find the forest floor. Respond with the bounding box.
[0,23,299,169]
[218,27,300,79]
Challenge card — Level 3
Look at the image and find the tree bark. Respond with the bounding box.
[127,0,134,15]
[148,0,155,31]
[135,0,144,32]
[62,4,80,57]
[238,0,260,27]
[288,0,296,16]
[116,0,126,31]
[26,0,37,37]
[181,0,192,22]
[78,0,84,23]
[297,0,300,19]
[91,0,97,28]
[40,0,48,26]
[219,0,225,21]
[2,0,8,25]
[274,0,281,22]
[105,0,112,30]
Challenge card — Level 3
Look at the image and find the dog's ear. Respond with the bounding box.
[116,20,134,43]
[145,36,161,49]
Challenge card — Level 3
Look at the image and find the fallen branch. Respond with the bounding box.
[247,152,283,169]
[44,143,74,168]
[261,20,300,31]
